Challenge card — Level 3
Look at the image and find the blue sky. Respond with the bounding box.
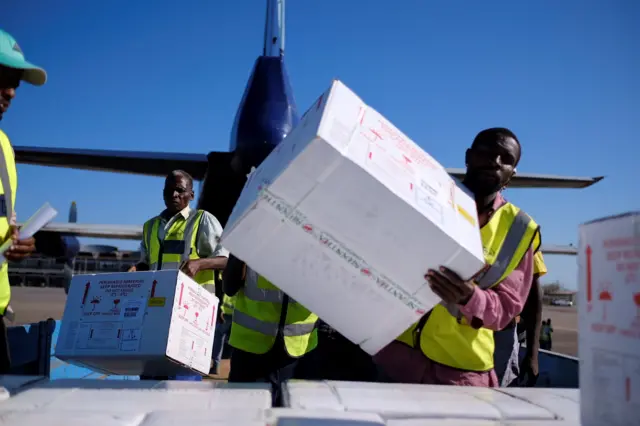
[3,1,638,290]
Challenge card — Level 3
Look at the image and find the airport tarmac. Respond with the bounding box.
[8,286,580,358]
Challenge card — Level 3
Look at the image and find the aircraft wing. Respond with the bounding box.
[24,221,580,255]
[537,244,578,255]
[24,223,143,240]
[14,147,603,189]
[446,168,603,189]
[13,146,224,180]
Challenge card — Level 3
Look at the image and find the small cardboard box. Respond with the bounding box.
[55,270,218,376]
[579,212,640,425]
[221,80,485,355]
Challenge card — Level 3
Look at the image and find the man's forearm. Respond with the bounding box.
[459,249,534,330]
[222,254,246,296]
[524,276,543,357]
[196,256,228,271]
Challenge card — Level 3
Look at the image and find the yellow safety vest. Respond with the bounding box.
[221,293,236,316]
[142,209,215,290]
[0,131,16,315]
[396,201,540,372]
[229,268,318,357]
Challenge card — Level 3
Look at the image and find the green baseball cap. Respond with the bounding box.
[0,29,46,86]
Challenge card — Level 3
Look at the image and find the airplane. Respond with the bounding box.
[33,201,80,262]
[17,0,602,259]
[4,4,586,413]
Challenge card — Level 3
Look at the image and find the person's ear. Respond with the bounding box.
[502,168,516,190]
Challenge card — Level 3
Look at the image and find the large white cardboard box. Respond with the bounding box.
[55,270,218,376]
[579,212,640,425]
[221,80,485,355]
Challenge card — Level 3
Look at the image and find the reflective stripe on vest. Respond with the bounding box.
[232,310,316,337]
[440,209,533,320]
[242,268,284,303]
[396,202,540,372]
[143,210,215,289]
[229,268,318,357]
[0,131,16,315]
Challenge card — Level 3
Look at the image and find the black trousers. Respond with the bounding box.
[0,316,11,374]
[228,337,310,407]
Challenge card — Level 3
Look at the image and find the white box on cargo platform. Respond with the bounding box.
[220,80,485,355]
[54,270,218,376]
[579,212,640,426]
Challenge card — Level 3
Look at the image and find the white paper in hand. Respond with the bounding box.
[0,202,58,264]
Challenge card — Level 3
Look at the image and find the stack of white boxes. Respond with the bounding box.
[579,212,640,425]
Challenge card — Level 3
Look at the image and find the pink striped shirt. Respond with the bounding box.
[374,192,535,386]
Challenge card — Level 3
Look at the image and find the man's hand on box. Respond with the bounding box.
[181,259,202,278]
[425,266,475,305]
[5,226,36,262]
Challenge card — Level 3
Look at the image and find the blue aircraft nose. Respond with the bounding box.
[230,55,299,173]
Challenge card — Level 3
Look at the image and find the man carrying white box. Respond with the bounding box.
[374,127,541,387]
[130,170,229,380]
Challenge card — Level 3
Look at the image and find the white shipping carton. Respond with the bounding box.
[221,80,485,355]
[579,212,640,425]
[55,270,218,376]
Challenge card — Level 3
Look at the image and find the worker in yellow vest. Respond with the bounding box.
[0,29,44,373]
[540,319,553,351]
[223,255,318,405]
[130,169,228,380]
[374,127,540,387]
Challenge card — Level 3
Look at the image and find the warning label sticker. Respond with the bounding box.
[98,279,145,298]
[79,279,148,320]
[174,281,216,334]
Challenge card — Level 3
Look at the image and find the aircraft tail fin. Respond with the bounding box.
[263,0,285,57]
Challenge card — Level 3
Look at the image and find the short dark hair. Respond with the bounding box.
[167,169,194,189]
[471,127,521,164]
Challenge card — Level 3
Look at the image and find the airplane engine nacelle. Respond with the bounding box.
[229,55,300,175]
[35,231,81,260]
